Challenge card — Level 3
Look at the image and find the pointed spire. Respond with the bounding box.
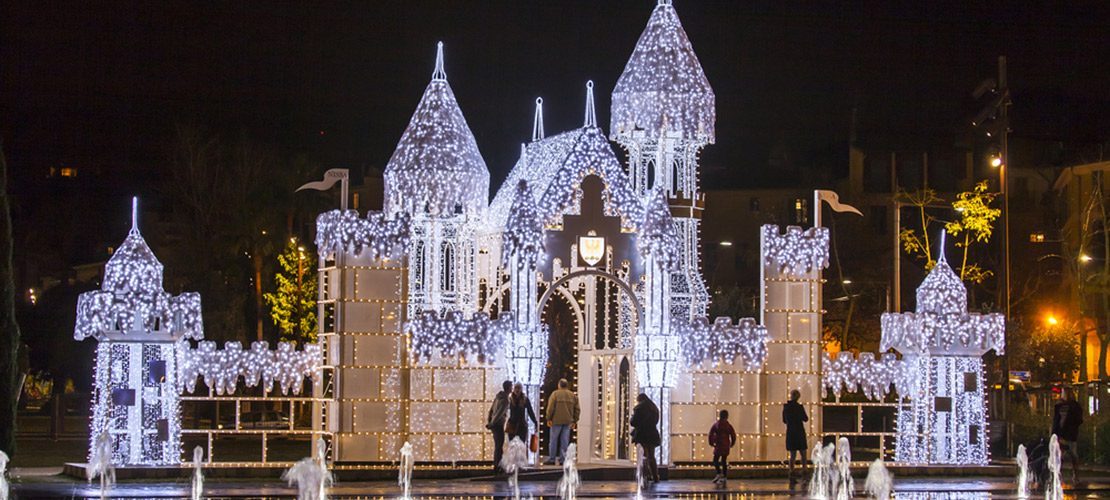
[432,41,446,81]
[532,98,545,141]
[937,229,948,264]
[584,80,597,128]
[130,196,138,232]
[520,142,527,161]
[658,0,672,5]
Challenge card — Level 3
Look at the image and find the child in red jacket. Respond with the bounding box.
[708,410,737,484]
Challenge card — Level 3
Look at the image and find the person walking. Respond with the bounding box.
[631,393,661,484]
[487,380,512,474]
[1052,387,1083,482]
[544,378,580,465]
[709,409,736,485]
[506,382,538,449]
[783,389,809,480]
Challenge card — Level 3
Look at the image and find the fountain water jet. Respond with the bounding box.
[809,442,833,499]
[85,430,115,500]
[1015,444,1029,498]
[500,437,529,500]
[398,441,414,499]
[835,437,853,500]
[557,443,579,500]
[282,437,333,500]
[863,458,892,499]
[191,446,204,500]
[1045,435,1063,500]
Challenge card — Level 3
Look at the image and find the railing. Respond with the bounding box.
[821,393,907,462]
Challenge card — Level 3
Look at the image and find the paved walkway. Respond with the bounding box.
[10,476,1110,498]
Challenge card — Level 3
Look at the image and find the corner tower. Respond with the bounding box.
[612,0,714,320]
[384,42,490,315]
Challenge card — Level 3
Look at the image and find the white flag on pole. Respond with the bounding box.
[816,190,862,216]
[296,168,349,192]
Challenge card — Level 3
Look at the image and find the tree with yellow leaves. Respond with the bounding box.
[898,180,1001,284]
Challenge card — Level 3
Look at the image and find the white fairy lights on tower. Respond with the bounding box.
[74,198,202,465]
[384,41,490,317]
[880,234,1004,465]
[611,0,714,322]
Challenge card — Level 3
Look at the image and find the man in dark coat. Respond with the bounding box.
[630,393,661,484]
[783,389,809,480]
[1051,387,1083,482]
[487,380,512,473]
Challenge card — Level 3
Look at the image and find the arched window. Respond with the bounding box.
[412,242,425,291]
[440,242,456,292]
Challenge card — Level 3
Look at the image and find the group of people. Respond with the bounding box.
[485,379,813,485]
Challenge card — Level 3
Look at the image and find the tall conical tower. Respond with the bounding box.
[611,0,715,320]
[384,42,490,316]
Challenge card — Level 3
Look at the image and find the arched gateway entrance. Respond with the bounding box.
[537,269,642,464]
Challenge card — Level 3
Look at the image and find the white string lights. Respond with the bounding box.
[611,0,715,143]
[501,181,545,271]
[178,341,322,396]
[675,316,768,369]
[314,210,411,261]
[636,190,682,271]
[821,351,909,400]
[383,42,490,217]
[76,199,201,465]
[406,310,511,363]
[761,225,830,276]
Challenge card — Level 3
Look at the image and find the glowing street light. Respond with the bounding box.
[1080,254,1093,263]
[719,240,733,247]
[1046,315,1059,326]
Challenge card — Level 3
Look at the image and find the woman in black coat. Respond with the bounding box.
[630,393,661,484]
[506,382,538,446]
[782,389,809,479]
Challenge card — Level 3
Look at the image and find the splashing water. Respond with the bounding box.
[835,437,853,500]
[809,442,834,499]
[191,446,204,500]
[557,443,579,500]
[500,437,529,500]
[85,430,115,500]
[0,450,9,500]
[398,441,414,499]
[863,458,892,499]
[1015,444,1029,498]
[1045,435,1063,500]
[283,437,333,500]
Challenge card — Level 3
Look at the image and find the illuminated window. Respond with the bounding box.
[352,192,360,210]
[793,198,808,224]
[1029,232,1045,243]
[60,167,77,177]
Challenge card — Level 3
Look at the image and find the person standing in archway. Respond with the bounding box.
[506,382,538,449]
[783,389,809,480]
[544,378,580,465]
[631,393,661,484]
[487,380,512,474]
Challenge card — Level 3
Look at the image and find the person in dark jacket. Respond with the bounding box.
[506,382,538,447]
[630,393,661,484]
[783,389,809,479]
[487,380,512,473]
[1051,387,1083,482]
[709,409,737,484]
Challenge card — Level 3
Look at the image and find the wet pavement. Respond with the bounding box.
[8,476,1110,499]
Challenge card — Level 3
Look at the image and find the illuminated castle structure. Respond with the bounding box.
[74,200,203,465]
[316,0,828,465]
[823,237,1004,465]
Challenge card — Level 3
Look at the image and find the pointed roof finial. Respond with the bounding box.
[432,41,446,81]
[520,142,527,161]
[130,196,139,232]
[937,229,948,264]
[532,98,545,141]
[658,0,672,5]
[584,80,597,128]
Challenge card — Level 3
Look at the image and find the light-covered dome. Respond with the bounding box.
[611,0,715,143]
[914,253,967,315]
[103,225,164,296]
[384,42,490,217]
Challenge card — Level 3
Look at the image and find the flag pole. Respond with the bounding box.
[813,190,821,228]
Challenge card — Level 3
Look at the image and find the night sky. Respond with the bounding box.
[3,1,1109,204]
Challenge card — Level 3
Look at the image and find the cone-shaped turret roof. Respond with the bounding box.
[611,0,715,143]
[384,42,490,216]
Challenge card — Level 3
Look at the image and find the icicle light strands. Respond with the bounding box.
[636,189,682,271]
[178,341,322,396]
[611,1,715,143]
[314,210,411,261]
[675,316,768,369]
[383,42,490,217]
[406,310,512,363]
[821,351,910,400]
[761,225,830,276]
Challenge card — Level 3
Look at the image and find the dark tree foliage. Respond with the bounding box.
[0,140,22,455]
